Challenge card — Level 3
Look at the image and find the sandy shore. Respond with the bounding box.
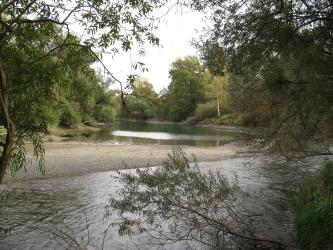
[7,142,242,181]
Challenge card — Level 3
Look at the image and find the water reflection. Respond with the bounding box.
[111,130,225,141]
[63,121,249,147]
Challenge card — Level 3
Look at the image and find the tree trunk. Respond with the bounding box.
[216,94,221,116]
[0,59,15,184]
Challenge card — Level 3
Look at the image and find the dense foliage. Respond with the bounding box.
[0,0,169,182]
[120,76,158,120]
[1,26,120,178]
[192,0,333,152]
[190,2,333,245]
[1,1,332,247]
[157,56,206,121]
[292,161,333,249]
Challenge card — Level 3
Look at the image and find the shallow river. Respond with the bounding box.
[63,121,250,147]
[0,122,322,249]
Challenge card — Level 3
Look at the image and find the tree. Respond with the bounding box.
[203,70,229,117]
[163,56,206,121]
[191,2,333,248]
[92,87,120,124]
[120,76,158,120]
[157,87,172,120]
[0,0,172,183]
[193,0,333,154]
[47,43,115,127]
[132,76,158,99]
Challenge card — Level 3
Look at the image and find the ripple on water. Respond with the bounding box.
[0,155,321,249]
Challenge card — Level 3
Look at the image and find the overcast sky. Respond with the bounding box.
[97,7,206,93]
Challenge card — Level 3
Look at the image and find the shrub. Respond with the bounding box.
[295,197,333,250]
[121,97,156,120]
[215,113,243,126]
[59,103,81,127]
[194,102,217,120]
[292,161,333,250]
[94,104,117,123]
[41,105,60,126]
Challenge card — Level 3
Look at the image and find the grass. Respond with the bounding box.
[291,161,333,250]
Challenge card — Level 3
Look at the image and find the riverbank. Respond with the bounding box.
[45,120,259,142]
[118,118,258,133]
[7,142,244,182]
[45,125,103,141]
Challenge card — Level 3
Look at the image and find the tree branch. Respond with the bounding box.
[169,202,290,248]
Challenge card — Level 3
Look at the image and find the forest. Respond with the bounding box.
[0,0,332,249]
[11,52,271,129]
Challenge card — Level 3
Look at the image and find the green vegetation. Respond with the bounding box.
[192,0,333,146]
[120,56,270,126]
[0,0,164,183]
[155,57,258,126]
[120,76,158,120]
[113,0,333,248]
[0,0,331,172]
[157,56,206,121]
[1,25,121,179]
[194,102,218,120]
[1,0,332,248]
[292,162,333,249]
[109,148,285,249]
[190,1,333,246]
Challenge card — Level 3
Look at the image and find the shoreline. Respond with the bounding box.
[117,119,262,135]
[6,142,244,182]
[45,120,260,142]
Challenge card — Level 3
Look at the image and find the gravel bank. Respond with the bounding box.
[8,142,242,181]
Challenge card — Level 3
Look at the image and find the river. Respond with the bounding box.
[0,122,322,249]
[62,121,250,147]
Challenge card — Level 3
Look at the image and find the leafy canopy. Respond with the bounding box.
[194,0,333,153]
[162,56,206,121]
[0,0,179,182]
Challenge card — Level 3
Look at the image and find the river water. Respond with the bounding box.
[0,122,323,249]
[62,121,250,147]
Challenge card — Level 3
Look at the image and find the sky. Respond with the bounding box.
[98,7,206,93]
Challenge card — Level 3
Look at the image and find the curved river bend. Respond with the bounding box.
[0,122,320,249]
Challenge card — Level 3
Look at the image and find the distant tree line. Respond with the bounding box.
[122,55,271,127]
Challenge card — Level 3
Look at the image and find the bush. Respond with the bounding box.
[41,105,60,126]
[295,197,333,250]
[121,97,156,120]
[215,113,243,126]
[194,102,217,120]
[59,103,81,127]
[292,162,333,250]
[241,111,270,127]
[94,104,117,123]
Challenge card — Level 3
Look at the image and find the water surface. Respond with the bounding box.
[0,156,320,249]
[0,122,322,249]
[64,121,249,147]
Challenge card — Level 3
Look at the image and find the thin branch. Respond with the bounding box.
[9,0,38,28]
[168,202,290,248]
[101,223,113,250]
